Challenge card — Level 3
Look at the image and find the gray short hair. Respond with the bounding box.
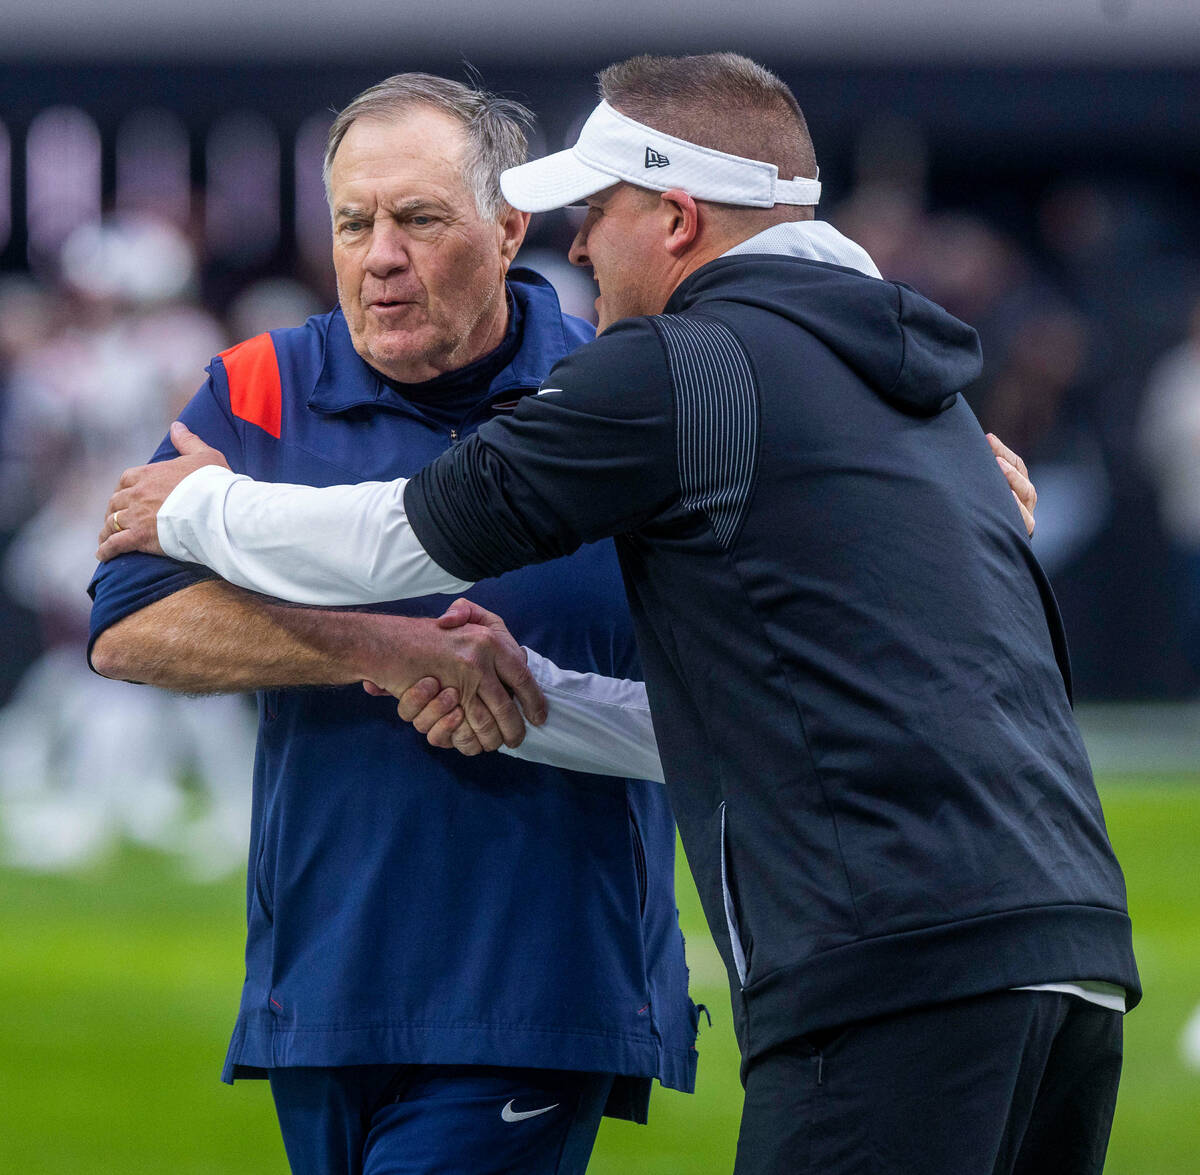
[323,73,533,221]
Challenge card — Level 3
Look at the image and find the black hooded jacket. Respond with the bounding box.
[407,253,1140,1065]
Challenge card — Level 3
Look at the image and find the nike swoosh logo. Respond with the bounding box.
[501,1099,559,1123]
[536,387,562,396]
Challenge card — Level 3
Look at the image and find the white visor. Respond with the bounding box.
[501,101,821,213]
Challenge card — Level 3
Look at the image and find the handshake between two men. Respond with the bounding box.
[96,418,1038,760]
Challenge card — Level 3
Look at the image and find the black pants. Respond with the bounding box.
[734,990,1123,1175]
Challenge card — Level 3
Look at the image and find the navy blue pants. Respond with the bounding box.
[733,990,1123,1175]
[268,1063,615,1175]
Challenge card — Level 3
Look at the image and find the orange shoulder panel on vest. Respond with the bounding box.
[219,333,282,438]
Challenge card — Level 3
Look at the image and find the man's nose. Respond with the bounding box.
[567,226,590,269]
[568,205,604,268]
[364,222,411,276]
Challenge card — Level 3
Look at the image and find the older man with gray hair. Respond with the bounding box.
[88,72,701,1175]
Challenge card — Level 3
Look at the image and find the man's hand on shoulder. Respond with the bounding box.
[96,422,232,561]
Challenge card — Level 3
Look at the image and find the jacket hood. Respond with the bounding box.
[665,247,981,418]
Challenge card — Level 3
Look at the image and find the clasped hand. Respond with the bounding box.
[378,599,537,757]
[363,600,546,753]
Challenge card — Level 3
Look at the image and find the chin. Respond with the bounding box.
[361,345,428,380]
[376,334,464,381]
[370,330,433,364]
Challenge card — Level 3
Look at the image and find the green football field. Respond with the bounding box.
[1,777,1197,1174]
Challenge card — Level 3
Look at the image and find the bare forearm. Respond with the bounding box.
[93,580,543,747]
[91,579,418,693]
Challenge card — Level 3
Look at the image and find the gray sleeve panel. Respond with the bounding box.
[652,314,761,551]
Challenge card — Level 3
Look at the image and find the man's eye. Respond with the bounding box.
[409,215,435,227]
[340,220,367,234]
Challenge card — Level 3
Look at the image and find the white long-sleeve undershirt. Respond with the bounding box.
[498,647,664,784]
[159,464,471,605]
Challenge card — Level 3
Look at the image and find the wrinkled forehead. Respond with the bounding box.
[330,108,472,194]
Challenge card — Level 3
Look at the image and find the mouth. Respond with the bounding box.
[367,298,424,321]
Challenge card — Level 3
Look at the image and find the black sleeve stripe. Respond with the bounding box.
[653,314,760,550]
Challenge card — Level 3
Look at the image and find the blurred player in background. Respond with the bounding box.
[0,223,252,878]
[1138,295,1200,673]
[88,73,700,1175]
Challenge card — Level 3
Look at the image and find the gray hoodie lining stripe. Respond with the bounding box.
[655,315,759,550]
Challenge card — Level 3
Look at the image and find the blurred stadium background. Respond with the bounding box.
[1,2,1198,1170]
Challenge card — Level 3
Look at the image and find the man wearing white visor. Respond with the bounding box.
[99,53,1135,1175]
[502,98,823,215]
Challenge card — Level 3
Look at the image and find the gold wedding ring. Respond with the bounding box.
[112,510,124,533]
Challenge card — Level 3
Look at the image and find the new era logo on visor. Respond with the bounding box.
[644,147,670,169]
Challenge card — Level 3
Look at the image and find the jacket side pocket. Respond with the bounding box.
[720,800,749,988]
[627,800,648,918]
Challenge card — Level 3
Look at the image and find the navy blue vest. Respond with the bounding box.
[89,273,699,1114]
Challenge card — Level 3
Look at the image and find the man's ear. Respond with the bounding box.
[660,189,699,257]
[499,207,531,272]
